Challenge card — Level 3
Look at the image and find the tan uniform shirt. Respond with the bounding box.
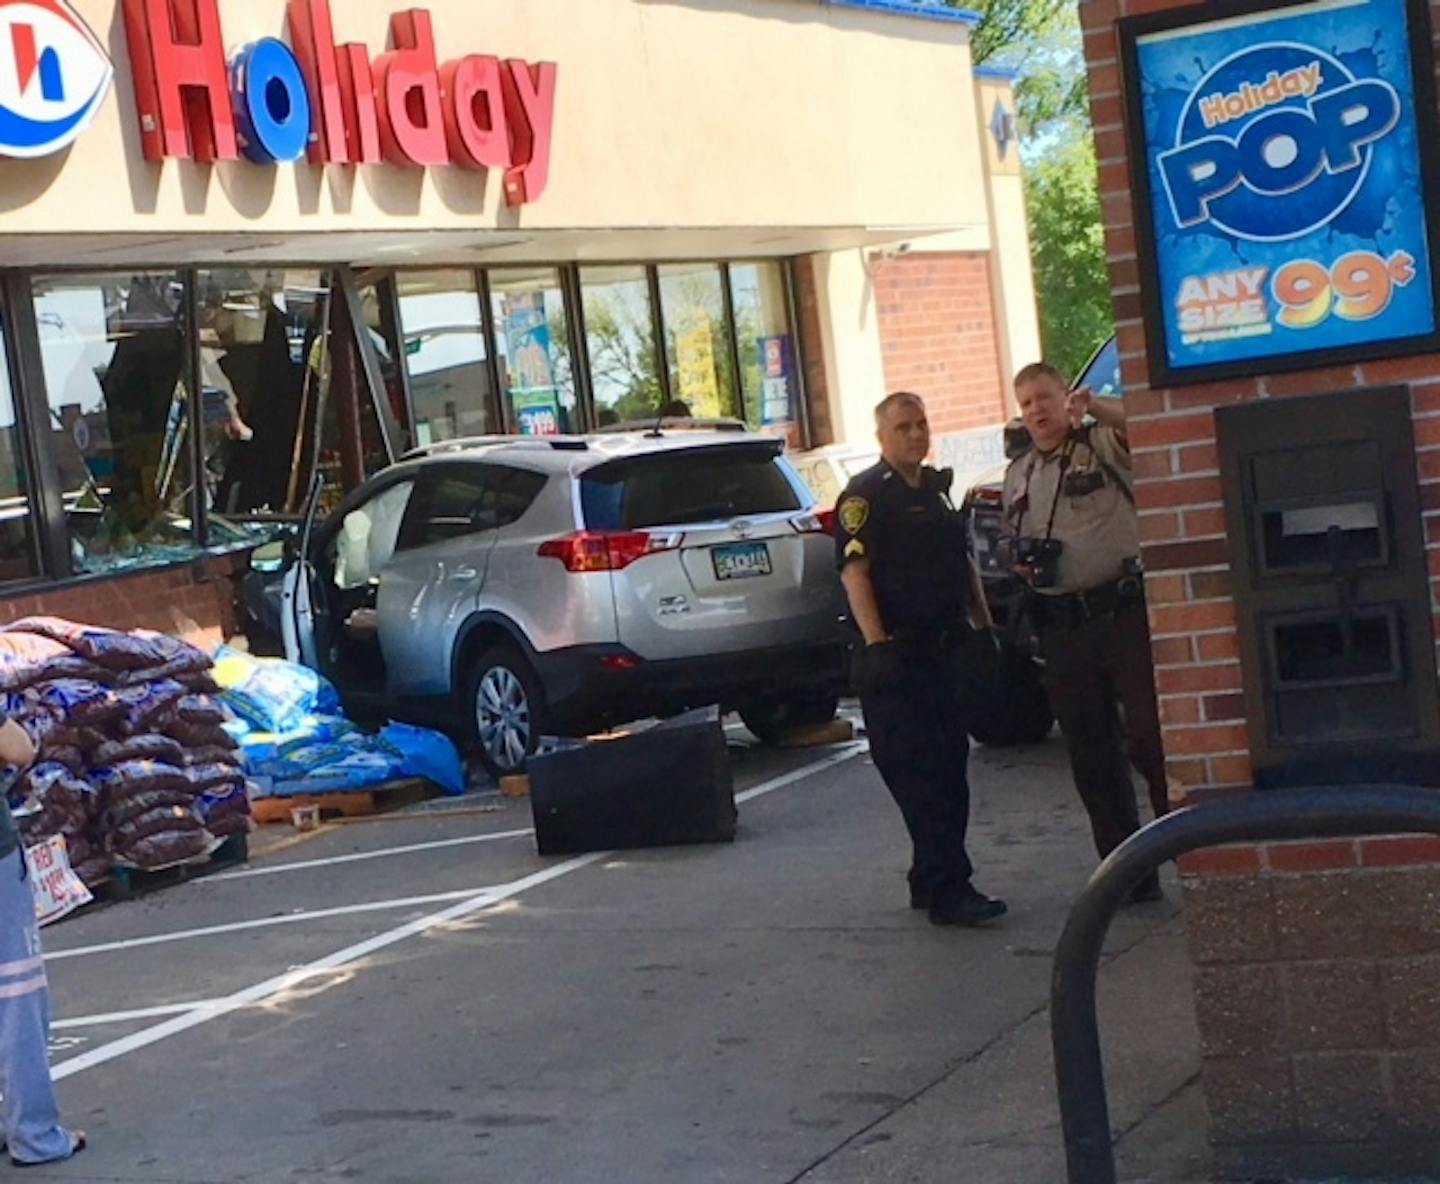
[1000,424,1139,595]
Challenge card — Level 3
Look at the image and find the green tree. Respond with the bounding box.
[1025,132,1112,378]
[948,0,1115,373]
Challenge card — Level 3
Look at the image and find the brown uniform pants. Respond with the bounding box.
[1040,599,1168,859]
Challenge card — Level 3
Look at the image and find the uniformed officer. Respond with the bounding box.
[1001,362,1167,903]
[835,391,1007,927]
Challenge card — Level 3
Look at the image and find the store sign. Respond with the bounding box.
[0,0,113,158]
[121,0,558,204]
[1123,0,1440,383]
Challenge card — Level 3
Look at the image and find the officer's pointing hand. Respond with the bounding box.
[1066,385,1093,427]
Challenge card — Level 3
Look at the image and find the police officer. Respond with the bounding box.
[835,392,1007,927]
[1001,362,1167,902]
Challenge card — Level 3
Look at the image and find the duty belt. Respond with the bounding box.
[1031,575,1144,631]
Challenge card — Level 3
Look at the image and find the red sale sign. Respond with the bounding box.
[24,834,92,927]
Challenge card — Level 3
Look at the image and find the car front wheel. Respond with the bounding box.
[467,644,547,779]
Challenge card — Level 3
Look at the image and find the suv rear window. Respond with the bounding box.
[581,446,801,530]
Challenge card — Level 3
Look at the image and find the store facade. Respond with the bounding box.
[0,0,1037,642]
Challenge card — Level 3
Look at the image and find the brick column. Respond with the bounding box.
[1081,0,1440,1173]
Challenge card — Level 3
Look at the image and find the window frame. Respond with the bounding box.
[0,255,810,595]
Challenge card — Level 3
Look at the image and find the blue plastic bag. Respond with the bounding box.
[379,721,465,796]
[213,646,340,734]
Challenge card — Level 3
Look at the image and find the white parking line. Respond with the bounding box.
[208,828,536,882]
[52,1001,224,1030]
[45,887,502,962]
[49,744,867,1082]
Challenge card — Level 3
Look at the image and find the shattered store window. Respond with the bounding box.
[32,271,199,576]
[0,314,37,583]
[196,269,335,518]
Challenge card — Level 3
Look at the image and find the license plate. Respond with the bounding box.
[711,541,772,581]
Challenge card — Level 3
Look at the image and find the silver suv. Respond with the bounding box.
[282,431,848,776]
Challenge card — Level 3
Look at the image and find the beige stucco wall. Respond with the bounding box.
[973,76,1040,409]
[0,0,989,242]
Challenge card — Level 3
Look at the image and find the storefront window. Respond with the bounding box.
[355,274,413,450]
[730,262,800,440]
[490,267,578,435]
[195,269,333,518]
[397,270,496,445]
[579,266,663,427]
[32,271,198,575]
[0,323,35,584]
[658,264,738,420]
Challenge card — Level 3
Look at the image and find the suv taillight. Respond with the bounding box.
[537,530,683,572]
[791,510,836,534]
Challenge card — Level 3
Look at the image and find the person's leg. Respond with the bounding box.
[0,850,80,1166]
[1111,602,1171,824]
[862,664,972,904]
[1042,621,1142,859]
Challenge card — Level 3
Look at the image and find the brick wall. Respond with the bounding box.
[1182,840,1440,1177]
[1082,0,1440,1173]
[872,253,1009,436]
[0,553,247,653]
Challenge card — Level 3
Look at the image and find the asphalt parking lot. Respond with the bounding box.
[33,725,1207,1183]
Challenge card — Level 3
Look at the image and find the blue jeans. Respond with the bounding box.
[0,848,78,1164]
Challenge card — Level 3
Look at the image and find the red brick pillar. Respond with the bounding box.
[1081,0,1440,1173]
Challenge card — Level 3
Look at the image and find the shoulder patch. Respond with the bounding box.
[839,497,869,535]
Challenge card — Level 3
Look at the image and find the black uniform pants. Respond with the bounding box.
[1040,599,1168,859]
[860,647,975,900]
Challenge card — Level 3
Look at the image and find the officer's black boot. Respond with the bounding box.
[928,886,1007,927]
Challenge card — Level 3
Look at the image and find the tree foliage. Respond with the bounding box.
[1024,131,1112,378]
[947,0,1115,376]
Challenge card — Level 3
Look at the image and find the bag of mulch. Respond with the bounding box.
[91,760,189,800]
[197,779,248,824]
[115,650,212,686]
[110,804,203,848]
[106,787,200,828]
[175,694,227,726]
[73,855,112,886]
[181,744,242,769]
[177,672,222,695]
[207,814,250,839]
[37,739,84,773]
[18,709,59,746]
[185,762,245,793]
[31,655,115,686]
[92,734,187,768]
[33,680,121,725]
[113,828,211,870]
[0,689,37,717]
[0,633,71,690]
[47,725,108,754]
[111,679,188,736]
[164,719,238,751]
[212,646,338,734]
[2,619,202,673]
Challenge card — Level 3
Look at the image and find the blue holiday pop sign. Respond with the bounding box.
[1127,0,1440,381]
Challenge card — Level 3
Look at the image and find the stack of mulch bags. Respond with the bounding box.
[0,618,251,887]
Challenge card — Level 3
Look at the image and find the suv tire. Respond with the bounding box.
[740,689,840,746]
[467,643,548,779]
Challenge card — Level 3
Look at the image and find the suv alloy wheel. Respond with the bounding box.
[468,643,547,779]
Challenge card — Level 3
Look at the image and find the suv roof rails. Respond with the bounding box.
[400,435,589,461]
[594,417,748,435]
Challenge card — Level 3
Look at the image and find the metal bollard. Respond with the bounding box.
[1050,785,1440,1184]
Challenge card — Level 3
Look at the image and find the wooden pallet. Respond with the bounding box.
[776,718,855,749]
[250,778,438,825]
[101,832,250,902]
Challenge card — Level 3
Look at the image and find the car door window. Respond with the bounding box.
[331,480,415,591]
[399,464,546,550]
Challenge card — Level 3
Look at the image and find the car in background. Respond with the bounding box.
[277,430,850,777]
[787,443,882,513]
[959,336,1122,745]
